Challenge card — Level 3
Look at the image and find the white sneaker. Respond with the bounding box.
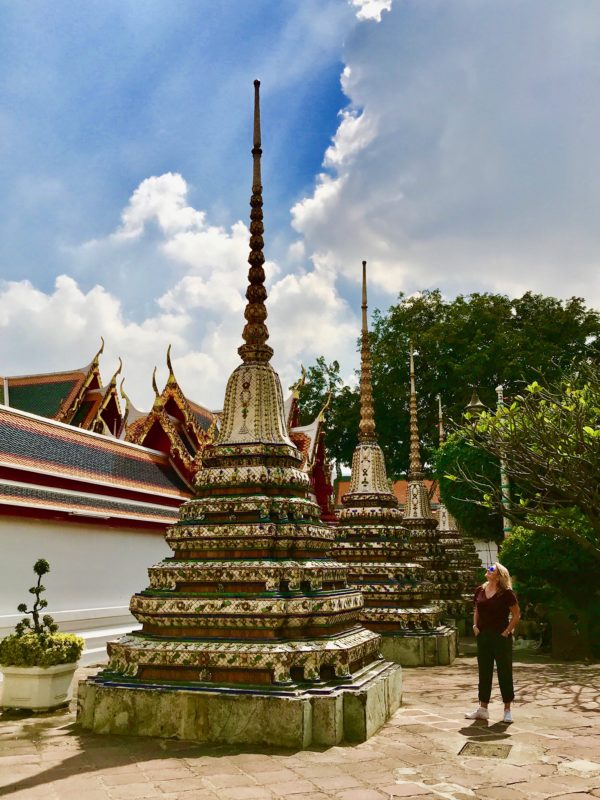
[503,710,513,723]
[464,707,489,720]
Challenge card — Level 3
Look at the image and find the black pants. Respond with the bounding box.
[477,630,514,704]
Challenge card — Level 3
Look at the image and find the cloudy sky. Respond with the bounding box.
[1,0,599,410]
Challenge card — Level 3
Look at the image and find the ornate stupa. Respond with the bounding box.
[333,263,456,666]
[434,394,484,625]
[79,82,401,748]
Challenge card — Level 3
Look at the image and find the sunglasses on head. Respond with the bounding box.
[487,566,495,572]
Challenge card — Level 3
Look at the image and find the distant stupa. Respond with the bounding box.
[334,263,456,666]
[78,82,401,748]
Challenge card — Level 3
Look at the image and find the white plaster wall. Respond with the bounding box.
[0,516,170,662]
[472,539,499,568]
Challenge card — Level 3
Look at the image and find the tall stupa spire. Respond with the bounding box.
[341,262,398,504]
[358,261,377,443]
[408,343,423,479]
[436,393,458,533]
[403,343,435,526]
[79,83,400,747]
[238,79,273,365]
[437,392,444,446]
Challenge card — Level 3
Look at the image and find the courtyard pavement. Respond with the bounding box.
[0,644,599,800]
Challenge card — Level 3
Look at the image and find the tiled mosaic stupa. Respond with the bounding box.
[397,349,481,637]
[334,263,456,666]
[79,82,401,748]
[433,394,483,626]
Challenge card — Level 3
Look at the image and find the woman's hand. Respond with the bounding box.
[501,630,511,637]
[473,625,480,637]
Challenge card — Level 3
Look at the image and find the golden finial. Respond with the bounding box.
[91,336,105,367]
[120,378,131,412]
[108,357,122,384]
[151,367,160,397]
[408,342,423,478]
[358,260,377,443]
[291,365,307,397]
[318,390,332,422]
[166,344,176,384]
[238,79,273,365]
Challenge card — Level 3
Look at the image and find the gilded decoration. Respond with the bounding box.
[92,81,383,692]
[334,264,461,645]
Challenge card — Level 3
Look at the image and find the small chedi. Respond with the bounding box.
[432,394,482,625]
[78,82,401,748]
[334,264,456,666]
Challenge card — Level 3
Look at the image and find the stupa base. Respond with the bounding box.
[77,658,402,748]
[379,626,457,666]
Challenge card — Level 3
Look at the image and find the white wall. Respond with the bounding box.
[472,539,499,568]
[0,516,170,663]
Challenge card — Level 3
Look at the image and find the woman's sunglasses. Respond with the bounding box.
[486,566,496,573]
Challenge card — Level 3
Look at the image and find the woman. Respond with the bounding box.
[465,561,521,723]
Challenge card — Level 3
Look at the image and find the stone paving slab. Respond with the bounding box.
[0,648,599,799]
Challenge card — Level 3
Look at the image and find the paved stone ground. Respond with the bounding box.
[1,645,599,800]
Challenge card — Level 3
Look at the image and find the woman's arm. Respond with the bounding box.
[502,604,521,637]
[473,605,480,636]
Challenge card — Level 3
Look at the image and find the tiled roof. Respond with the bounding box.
[0,407,189,498]
[7,373,85,419]
[0,480,178,524]
[188,399,216,432]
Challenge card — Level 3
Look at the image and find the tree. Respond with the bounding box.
[452,366,600,564]
[295,358,359,468]
[500,521,600,657]
[299,291,600,476]
[434,436,503,541]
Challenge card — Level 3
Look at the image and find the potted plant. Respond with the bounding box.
[0,559,84,711]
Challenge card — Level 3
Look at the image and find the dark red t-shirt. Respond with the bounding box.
[474,586,518,633]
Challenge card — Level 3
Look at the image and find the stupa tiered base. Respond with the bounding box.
[378,626,457,666]
[78,656,401,747]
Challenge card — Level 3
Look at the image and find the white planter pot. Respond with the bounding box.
[0,662,78,710]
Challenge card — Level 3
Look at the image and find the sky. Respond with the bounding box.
[0,0,599,410]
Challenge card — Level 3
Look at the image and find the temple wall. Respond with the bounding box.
[0,515,169,665]
[472,538,498,567]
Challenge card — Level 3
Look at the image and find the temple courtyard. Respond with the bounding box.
[0,644,598,800]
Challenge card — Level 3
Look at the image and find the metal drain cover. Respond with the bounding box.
[459,741,512,758]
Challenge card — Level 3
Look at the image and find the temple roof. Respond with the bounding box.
[2,364,96,420]
[0,406,189,499]
[335,477,440,508]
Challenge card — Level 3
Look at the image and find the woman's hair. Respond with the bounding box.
[482,561,513,591]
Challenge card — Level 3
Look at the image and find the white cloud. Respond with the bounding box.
[1,172,360,413]
[351,0,393,23]
[294,1,600,310]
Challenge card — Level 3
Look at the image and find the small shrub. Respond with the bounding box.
[0,559,84,668]
[0,632,84,667]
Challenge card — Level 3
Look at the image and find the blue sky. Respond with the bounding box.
[1,0,599,409]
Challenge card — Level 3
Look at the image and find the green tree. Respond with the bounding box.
[500,520,600,657]
[295,358,359,468]
[454,366,600,563]
[300,291,600,476]
[434,435,503,541]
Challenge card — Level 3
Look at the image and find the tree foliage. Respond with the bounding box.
[297,291,600,475]
[499,520,600,656]
[454,365,600,563]
[434,435,503,541]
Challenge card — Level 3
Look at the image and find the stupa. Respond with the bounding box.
[434,394,483,627]
[334,263,456,666]
[400,351,481,640]
[78,82,401,748]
